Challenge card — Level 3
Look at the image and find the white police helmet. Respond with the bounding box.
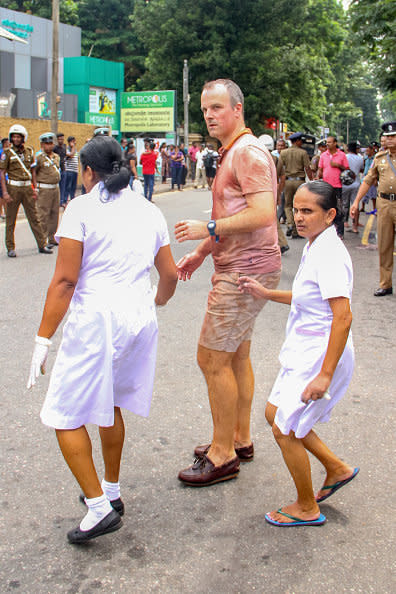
[258,134,274,151]
[9,124,28,142]
[39,132,56,144]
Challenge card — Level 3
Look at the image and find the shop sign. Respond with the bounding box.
[1,19,33,40]
[121,90,175,132]
[85,112,118,127]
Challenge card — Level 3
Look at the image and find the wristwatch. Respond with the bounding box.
[207,219,219,242]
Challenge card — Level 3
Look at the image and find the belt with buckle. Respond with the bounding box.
[286,176,305,181]
[7,179,31,187]
[37,183,58,189]
[380,192,396,201]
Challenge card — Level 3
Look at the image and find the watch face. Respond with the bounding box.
[207,221,216,234]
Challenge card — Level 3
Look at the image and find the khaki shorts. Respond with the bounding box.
[199,270,281,352]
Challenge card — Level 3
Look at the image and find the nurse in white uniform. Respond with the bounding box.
[239,180,359,527]
[27,136,178,543]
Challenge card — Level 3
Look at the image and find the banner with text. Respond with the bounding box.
[121,90,175,132]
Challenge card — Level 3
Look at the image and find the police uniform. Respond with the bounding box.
[363,122,396,294]
[278,132,311,237]
[271,152,289,253]
[36,136,61,246]
[0,141,47,254]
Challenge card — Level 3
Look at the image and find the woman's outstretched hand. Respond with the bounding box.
[238,276,272,300]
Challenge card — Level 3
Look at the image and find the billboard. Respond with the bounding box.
[121,90,175,132]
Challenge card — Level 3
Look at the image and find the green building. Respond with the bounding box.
[64,56,124,134]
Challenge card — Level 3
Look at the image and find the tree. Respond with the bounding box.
[77,0,144,89]
[350,0,396,93]
[0,1,79,25]
[132,0,344,135]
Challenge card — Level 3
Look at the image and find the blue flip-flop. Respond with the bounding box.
[265,508,326,527]
[316,467,360,503]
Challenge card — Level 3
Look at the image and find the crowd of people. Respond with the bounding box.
[1,77,394,544]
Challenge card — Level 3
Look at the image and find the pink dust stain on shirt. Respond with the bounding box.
[319,149,349,188]
[211,134,281,274]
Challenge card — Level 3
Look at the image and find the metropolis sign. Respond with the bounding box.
[121,90,175,132]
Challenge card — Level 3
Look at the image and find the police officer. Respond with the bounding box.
[35,133,61,248]
[93,127,110,137]
[351,122,396,296]
[0,124,52,257]
[278,132,313,238]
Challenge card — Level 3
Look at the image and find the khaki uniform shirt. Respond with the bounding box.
[0,144,36,181]
[279,146,311,177]
[364,150,396,195]
[36,152,61,184]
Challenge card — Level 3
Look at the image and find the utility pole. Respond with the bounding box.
[183,59,189,148]
[51,0,59,135]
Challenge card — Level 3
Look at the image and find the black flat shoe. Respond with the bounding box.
[79,493,125,516]
[374,287,393,297]
[38,246,53,254]
[67,509,122,544]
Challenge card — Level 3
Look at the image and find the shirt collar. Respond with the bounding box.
[217,127,252,165]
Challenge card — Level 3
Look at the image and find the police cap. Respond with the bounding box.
[381,122,396,136]
[289,132,303,141]
[40,132,56,144]
[316,138,327,147]
[369,141,380,149]
[93,127,110,137]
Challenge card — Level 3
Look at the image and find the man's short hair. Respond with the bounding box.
[1,137,8,144]
[202,79,244,113]
[67,136,75,143]
[56,132,64,138]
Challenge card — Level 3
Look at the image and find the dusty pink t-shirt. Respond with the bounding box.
[319,149,349,188]
[211,133,281,274]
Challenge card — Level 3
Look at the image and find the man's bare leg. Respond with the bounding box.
[197,344,238,466]
[232,340,254,447]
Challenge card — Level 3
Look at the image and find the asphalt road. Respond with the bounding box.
[0,189,395,593]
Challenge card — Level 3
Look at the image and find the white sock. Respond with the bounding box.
[79,494,112,531]
[101,478,121,501]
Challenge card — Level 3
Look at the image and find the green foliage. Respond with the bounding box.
[77,0,145,88]
[350,0,396,93]
[132,0,343,134]
[0,0,79,24]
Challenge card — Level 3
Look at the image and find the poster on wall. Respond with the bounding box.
[121,91,175,132]
[85,87,118,128]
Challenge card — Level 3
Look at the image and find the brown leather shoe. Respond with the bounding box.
[178,454,240,486]
[194,442,254,461]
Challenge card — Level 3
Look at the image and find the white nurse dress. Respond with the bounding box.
[40,182,170,429]
[268,225,355,438]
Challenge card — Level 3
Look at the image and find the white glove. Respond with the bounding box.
[27,336,52,389]
[132,178,144,196]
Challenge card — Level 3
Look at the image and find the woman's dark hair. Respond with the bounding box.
[80,136,130,194]
[299,180,343,227]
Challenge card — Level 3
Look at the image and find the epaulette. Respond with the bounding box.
[374,150,388,159]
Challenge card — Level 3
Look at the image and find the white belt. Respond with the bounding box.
[37,183,58,189]
[7,179,31,187]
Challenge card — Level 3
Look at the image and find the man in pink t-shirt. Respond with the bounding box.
[174,79,281,487]
[188,141,199,182]
[318,136,349,237]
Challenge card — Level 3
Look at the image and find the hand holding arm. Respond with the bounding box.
[238,276,292,304]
